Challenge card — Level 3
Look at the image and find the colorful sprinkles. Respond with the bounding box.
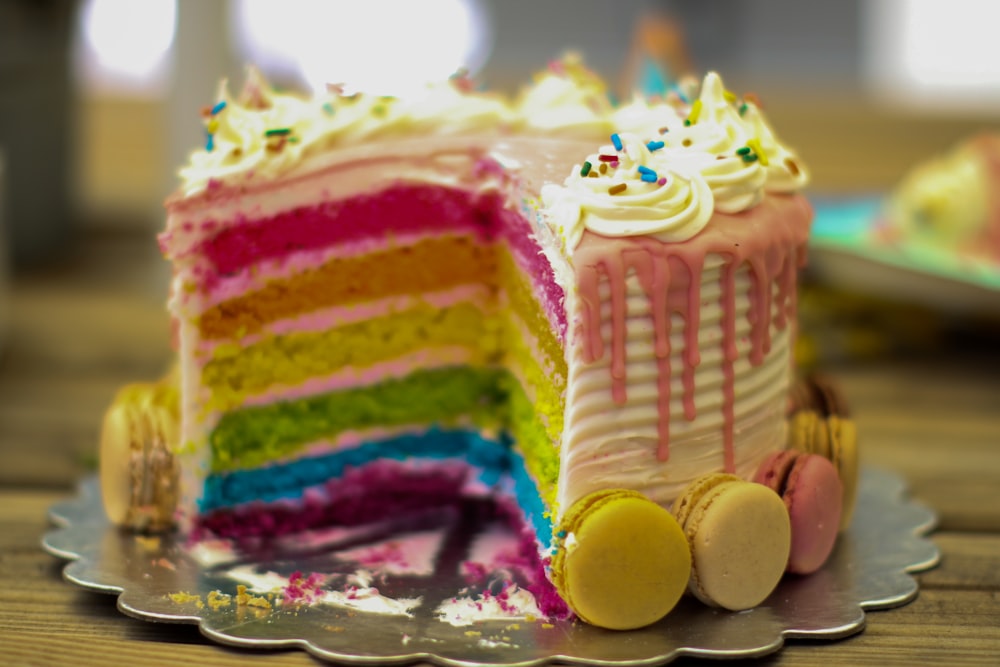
[449,67,474,93]
[737,146,757,163]
[265,127,295,153]
[638,164,660,183]
[747,138,768,165]
[608,183,627,195]
[610,133,623,151]
[646,140,665,152]
[580,161,592,177]
[687,98,703,125]
[203,99,228,152]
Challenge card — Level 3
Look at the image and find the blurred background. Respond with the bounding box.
[2,0,999,249]
[0,0,999,483]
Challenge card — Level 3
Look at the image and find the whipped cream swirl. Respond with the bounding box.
[177,63,808,222]
[542,71,809,251]
[543,134,715,248]
[179,67,514,196]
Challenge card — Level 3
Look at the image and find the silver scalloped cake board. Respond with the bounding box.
[44,467,939,666]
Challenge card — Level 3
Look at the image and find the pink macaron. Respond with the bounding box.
[754,450,843,575]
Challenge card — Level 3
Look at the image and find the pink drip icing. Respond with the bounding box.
[682,257,701,422]
[578,266,602,364]
[719,258,738,473]
[745,246,784,366]
[606,258,628,405]
[573,194,813,472]
[631,251,672,461]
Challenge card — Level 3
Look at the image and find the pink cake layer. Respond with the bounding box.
[176,184,568,341]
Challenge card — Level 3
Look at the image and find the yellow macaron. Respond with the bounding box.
[551,489,691,630]
[828,416,859,531]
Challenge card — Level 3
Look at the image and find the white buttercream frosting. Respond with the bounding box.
[514,55,613,138]
[541,71,809,251]
[176,62,807,219]
[178,57,610,196]
[540,134,715,248]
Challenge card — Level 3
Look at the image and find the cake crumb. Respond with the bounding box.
[282,570,325,605]
[134,536,161,551]
[152,557,176,571]
[236,584,272,609]
[247,596,272,609]
[207,590,232,610]
[168,591,204,609]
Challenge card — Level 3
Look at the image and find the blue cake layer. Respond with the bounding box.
[199,427,554,547]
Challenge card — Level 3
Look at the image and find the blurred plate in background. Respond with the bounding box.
[809,198,1000,316]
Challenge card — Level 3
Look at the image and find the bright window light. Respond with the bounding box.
[231,0,493,96]
[75,0,177,96]
[864,0,1000,111]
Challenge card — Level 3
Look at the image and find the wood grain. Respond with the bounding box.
[2,232,999,665]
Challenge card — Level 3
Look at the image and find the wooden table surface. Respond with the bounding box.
[1,232,999,666]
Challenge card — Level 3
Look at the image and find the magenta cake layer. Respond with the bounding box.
[194,184,498,278]
[194,458,474,542]
[494,202,569,341]
[177,182,569,340]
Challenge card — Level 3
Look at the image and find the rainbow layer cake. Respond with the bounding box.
[101,60,855,630]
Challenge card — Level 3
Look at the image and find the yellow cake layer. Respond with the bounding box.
[202,301,503,412]
[498,247,568,382]
[502,326,566,512]
[198,234,499,340]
